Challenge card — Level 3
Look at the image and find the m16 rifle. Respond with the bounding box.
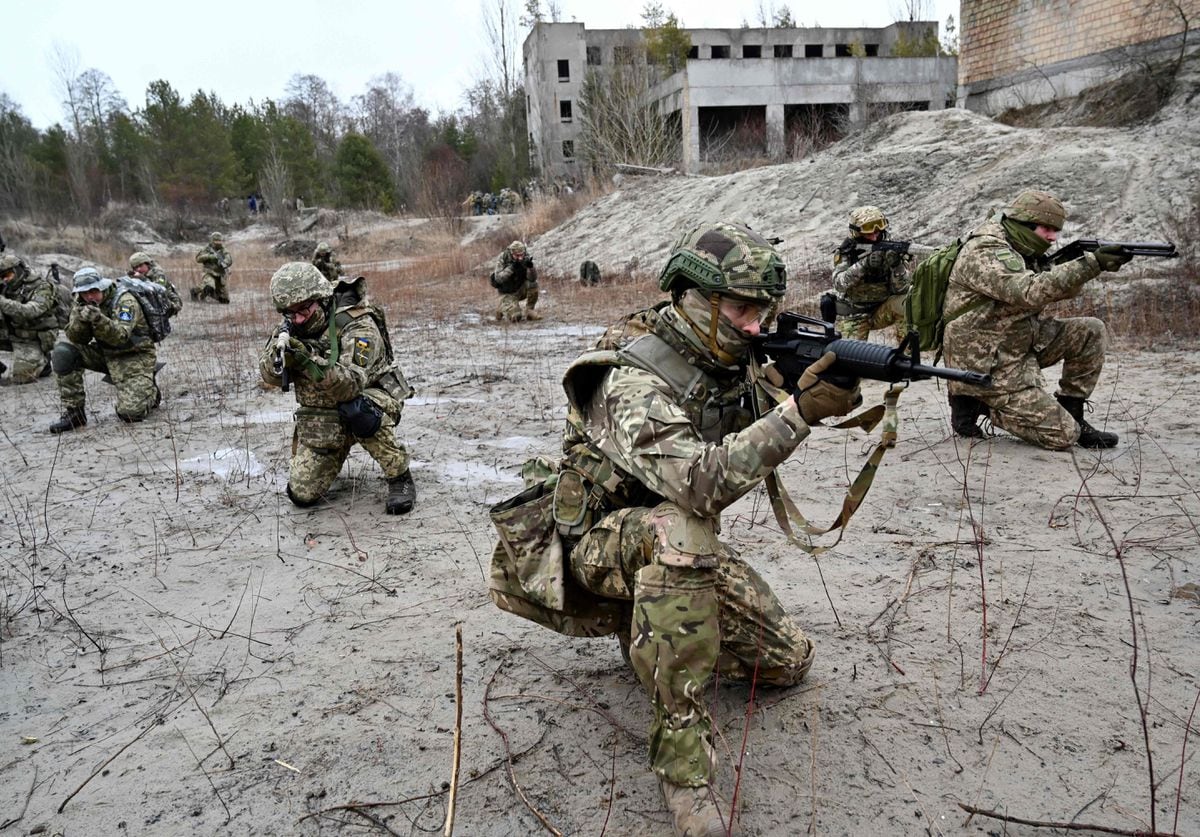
[273,320,292,392]
[1050,239,1177,266]
[752,312,993,390]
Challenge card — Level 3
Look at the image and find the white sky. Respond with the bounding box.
[5,0,959,130]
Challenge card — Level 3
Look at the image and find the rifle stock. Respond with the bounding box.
[1050,239,1177,265]
[753,312,993,389]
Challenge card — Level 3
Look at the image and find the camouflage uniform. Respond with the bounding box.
[492,242,540,322]
[830,208,935,341]
[312,244,344,284]
[260,266,413,506]
[129,253,183,316]
[489,223,859,813]
[942,217,1107,450]
[0,255,58,383]
[53,279,159,421]
[193,235,233,303]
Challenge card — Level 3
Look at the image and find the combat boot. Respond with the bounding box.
[524,306,543,321]
[949,395,986,438]
[49,407,87,434]
[660,779,730,837]
[189,287,201,301]
[1056,395,1118,448]
[385,471,416,515]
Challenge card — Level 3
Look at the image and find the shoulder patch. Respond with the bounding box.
[994,248,1026,273]
[352,336,371,366]
[117,302,135,322]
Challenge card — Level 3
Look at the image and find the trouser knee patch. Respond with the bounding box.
[286,484,321,508]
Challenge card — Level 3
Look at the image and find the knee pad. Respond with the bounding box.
[286,484,321,508]
[51,341,81,375]
[337,394,383,438]
[647,503,722,569]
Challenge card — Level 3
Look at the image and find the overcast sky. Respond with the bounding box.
[5,0,959,129]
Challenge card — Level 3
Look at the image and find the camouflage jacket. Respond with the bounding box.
[65,290,154,356]
[196,245,233,277]
[942,219,1102,394]
[132,264,183,316]
[259,304,405,411]
[561,319,810,521]
[494,251,537,289]
[312,254,343,283]
[0,271,59,336]
[831,238,937,306]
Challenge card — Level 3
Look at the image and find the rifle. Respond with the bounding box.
[753,312,993,389]
[837,238,911,272]
[1049,239,1177,266]
[273,320,292,392]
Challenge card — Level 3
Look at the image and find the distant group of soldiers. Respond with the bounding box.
[0,188,1143,836]
[463,187,522,216]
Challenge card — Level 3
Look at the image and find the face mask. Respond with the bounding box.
[292,300,329,337]
[1001,216,1053,258]
[671,288,752,366]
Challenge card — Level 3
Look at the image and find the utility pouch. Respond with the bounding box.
[295,406,346,449]
[376,367,414,406]
[553,469,589,534]
[337,394,384,438]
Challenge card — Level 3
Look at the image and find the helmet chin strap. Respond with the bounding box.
[675,291,740,366]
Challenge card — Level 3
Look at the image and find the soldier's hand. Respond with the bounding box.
[1093,245,1132,273]
[863,251,887,272]
[884,249,904,268]
[793,352,863,425]
[77,304,103,323]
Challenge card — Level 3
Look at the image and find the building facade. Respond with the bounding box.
[524,21,957,178]
[958,0,1198,112]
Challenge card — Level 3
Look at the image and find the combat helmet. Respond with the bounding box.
[848,206,888,236]
[507,240,527,256]
[314,242,332,257]
[658,221,786,303]
[270,262,333,311]
[210,232,224,244]
[0,253,28,279]
[129,251,153,270]
[72,267,113,294]
[1005,189,1066,230]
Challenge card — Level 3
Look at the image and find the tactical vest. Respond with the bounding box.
[2,274,60,337]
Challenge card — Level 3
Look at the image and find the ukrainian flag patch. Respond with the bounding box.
[352,336,371,366]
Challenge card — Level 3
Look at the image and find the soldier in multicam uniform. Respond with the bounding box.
[259,263,417,514]
[49,268,162,433]
[488,221,861,836]
[311,242,343,283]
[0,253,58,383]
[829,206,935,341]
[128,252,183,316]
[942,189,1132,448]
[192,232,233,303]
[491,240,541,322]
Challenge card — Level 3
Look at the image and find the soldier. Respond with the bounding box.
[49,268,161,433]
[0,253,58,384]
[128,251,183,316]
[942,189,1131,448]
[192,232,233,303]
[829,206,936,341]
[491,240,541,322]
[488,221,861,836]
[311,242,343,283]
[259,263,416,514]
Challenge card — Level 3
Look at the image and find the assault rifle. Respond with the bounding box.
[273,320,292,392]
[753,312,993,389]
[1050,239,1177,266]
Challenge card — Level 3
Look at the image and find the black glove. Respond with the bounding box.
[863,251,887,272]
[1093,245,1132,273]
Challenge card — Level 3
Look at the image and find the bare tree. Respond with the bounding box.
[260,143,293,238]
[481,0,521,99]
[417,145,469,234]
[351,73,432,207]
[578,58,681,174]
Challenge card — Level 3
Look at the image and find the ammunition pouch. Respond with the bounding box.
[337,394,384,438]
[294,406,346,450]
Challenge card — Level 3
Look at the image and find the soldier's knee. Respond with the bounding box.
[51,342,80,375]
[286,483,322,507]
[775,637,815,686]
[647,503,722,569]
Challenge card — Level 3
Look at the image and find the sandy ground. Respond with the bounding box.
[0,275,1197,837]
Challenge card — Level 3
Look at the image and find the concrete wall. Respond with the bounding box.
[959,0,1198,112]
[523,22,587,180]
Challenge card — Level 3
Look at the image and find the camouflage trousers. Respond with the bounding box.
[569,504,813,787]
[952,316,1107,450]
[52,341,159,420]
[193,272,229,304]
[2,331,55,383]
[496,281,539,322]
[288,409,410,503]
[835,293,906,342]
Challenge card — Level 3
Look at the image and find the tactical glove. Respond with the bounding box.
[793,352,863,425]
[1093,245,1133,273]
[863,251,887,272]
[77,304,104,323]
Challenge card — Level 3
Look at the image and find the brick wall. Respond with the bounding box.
[960,0,1197,86]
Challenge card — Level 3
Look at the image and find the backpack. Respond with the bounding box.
[47,264,72,329]
[903,239,964,353]
[116,277,173,342]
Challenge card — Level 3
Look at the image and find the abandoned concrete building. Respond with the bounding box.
[523,21,956,178]
[525,3,1196,178]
